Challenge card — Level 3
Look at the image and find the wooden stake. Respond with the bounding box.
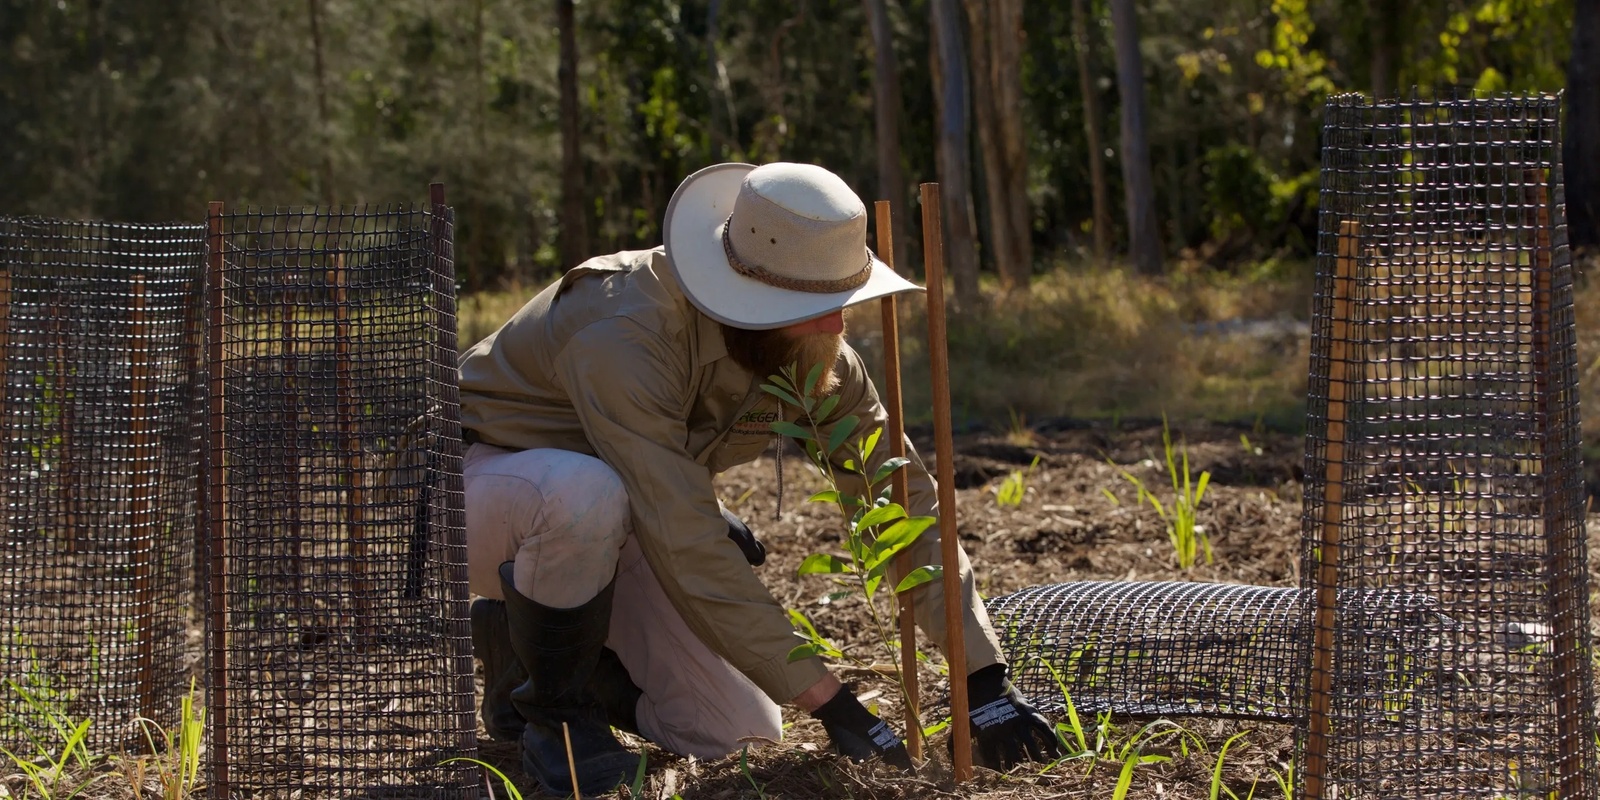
[0,270,10,553]
[279,290,304,598]
[0,270,11,501]
[563,721,582,800]
[128,276,161,747]
[1303,219,1360,800]
[334,254,371,640]
[1528,169,1587,800]
[51,299,79,554]
[919,183,971,781]
[204,201,231,796]
[875,200,922,761]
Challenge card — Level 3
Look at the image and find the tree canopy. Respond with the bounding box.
[0,0,1581,292]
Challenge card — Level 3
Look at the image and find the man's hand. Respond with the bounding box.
[720,503,766,566]
[963,663,1064,771]
[809,686,913,770]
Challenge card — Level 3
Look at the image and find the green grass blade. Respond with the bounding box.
[1210,730,1252,800]
[1112,749,1139,800]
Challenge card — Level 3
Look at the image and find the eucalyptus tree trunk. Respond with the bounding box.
[557,0,589,268]
[1567,0,1600,249]
[864,0,910,274]
[306,0,335,205]
[929,0,981,304]
[705,0,738,160]
[1368,0,1399,99]
[1108,0,1163,275]
[1073,0,1112,261]
[963,0,1032,291]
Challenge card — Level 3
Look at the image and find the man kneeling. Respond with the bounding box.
[459,162,1062,795]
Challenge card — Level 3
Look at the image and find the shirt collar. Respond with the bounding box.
[695,306,728,367]
[647,248,729,368]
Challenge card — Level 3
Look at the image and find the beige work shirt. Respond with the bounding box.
[458,248,1003,703]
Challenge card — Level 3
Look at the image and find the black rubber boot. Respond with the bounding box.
[499,563,640,797]
[469,598,527,742]
[473,597,642,739]
[590,646,643,735]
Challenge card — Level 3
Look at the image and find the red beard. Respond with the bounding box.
[719,321,846,397]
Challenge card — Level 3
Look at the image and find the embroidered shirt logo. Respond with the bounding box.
[732,408,781,436]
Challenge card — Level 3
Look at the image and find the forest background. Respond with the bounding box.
[3,0,1595,429]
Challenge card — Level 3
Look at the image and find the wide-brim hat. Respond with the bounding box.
[662,162,922,330]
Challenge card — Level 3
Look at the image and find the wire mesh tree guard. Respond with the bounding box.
[0,216,206,753]
[986,581,1453,723]
[200,188,478,798]
[1298,92,1595,800]
[987,92,1594,799]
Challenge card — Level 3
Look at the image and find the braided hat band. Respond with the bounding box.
[721,216,872,294]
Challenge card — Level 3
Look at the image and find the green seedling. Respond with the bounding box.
[0,680,104,800]
[124,677,205,800]
[1107,720,1197,800]
[764,362,943,735]
[628,749,649,800]
[1111,416,1212,569]
[996,455,1042,508]
[1005,407,1036,447]
[1266,759,1295,799]
[1209,730,1258,800]
[738,745,768,800]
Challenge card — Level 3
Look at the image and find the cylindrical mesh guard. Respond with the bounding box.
[987,581,1448,722]
[1301,93,1596,800]
[0,216,204,753]
[202,204,476,798]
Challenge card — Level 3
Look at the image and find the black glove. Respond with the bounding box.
[721,504,766,566]
[810,688,913,770]
[961,664,1064,771]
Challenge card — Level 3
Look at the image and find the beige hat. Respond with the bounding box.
[662,162,922,330]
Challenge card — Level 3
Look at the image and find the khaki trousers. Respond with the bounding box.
[464,443,783,759]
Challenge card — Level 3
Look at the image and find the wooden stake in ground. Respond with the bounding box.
[875,200,922,762]
[279,286,304,598]
[204,200,231,797]
[51,296,79,554]
[563,721,582,800]
[1303,218,1359,800]
[919,182,972,781]
[128,275,162,747]
[0,270,11,525]
[334,254,372,641]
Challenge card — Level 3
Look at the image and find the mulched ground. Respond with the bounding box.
[475,419,1321,799]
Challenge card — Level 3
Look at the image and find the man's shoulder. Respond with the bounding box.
[556,247,693,340]
[836,340,875,385]
[560,247,664,283]
[550,246,700,353]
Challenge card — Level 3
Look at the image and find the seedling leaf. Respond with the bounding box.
[870,456,911,486]
[760,384,801,408]
[798,553,852,575]
[895,565,943,593]
[826,415,860,457]
[771,420,814,441]
[857,503,908,532]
